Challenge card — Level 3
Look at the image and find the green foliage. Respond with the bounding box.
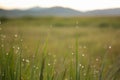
[2,16,120,28]
[0,17,120,80]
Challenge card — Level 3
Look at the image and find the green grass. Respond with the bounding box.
[0,16,120,80]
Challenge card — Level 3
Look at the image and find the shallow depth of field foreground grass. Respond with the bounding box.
[0,17,120,80]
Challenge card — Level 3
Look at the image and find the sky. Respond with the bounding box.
[0,0,120,11]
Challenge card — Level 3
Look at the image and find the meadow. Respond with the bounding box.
[0,16,120,80]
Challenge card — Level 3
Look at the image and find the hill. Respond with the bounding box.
[0,6,120,17]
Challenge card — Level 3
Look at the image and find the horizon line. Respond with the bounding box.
[0,6,120,12]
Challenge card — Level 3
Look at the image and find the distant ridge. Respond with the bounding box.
[0,6,120,17]
[84,8,120,16]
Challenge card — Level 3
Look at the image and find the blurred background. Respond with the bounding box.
[0,0,120,80]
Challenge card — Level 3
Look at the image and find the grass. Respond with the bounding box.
[0,16,120,80]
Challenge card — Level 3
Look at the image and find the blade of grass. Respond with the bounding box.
[39,57,45,80]
[62,68,67,80]
[31,41,41,80]
[39,39,48,80]
[75,32,80,80]
[105,59,120,80]
[99,51,108,80]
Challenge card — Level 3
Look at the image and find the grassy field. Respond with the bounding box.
[0,17,120,80]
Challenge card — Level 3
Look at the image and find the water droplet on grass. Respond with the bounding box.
[14,34,18,38]
[20,39,23,42]
[53,55,56,58]
[1,44,4,47]
[82,66,84,69]
[13,46,15,49]
[17,47,20,50]
[48,63,51,66]
[22,59,25,61]
[109,46,111,49]
[79,64,82,67]
[6,53,9,55]
[72,52,74,55]
[83,73,86,76]
[82,54,85,57]
[36,67,39,70]
[26,59,30,63]
[96,58,99,61]
[83,46,86,49]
